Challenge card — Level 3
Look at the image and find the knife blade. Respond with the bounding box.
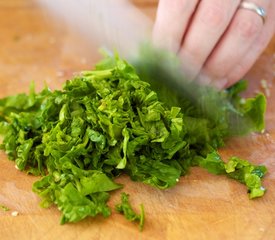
[36,0,215,104]
[37,0,152,58]
[37,0,258,135]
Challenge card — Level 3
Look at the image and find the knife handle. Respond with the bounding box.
[38,0,153,58]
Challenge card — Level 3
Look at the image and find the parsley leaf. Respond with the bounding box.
[194,151,267,198]
[225,156,267,198]
[0,204,10,212]
[115,192,145,231]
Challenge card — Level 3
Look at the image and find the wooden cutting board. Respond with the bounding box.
[0,1,275,239]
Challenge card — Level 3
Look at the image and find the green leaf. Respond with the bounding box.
[0,204,10,212]
[225,157,267,199]
[115,192,145,231]
[194,151,225,175]
[56,183,111,224]
[79,172,122,196]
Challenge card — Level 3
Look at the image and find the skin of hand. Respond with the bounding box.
[153,0,275,89]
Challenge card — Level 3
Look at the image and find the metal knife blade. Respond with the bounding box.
[37,0,255,135]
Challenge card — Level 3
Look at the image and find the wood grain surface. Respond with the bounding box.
[1,1,275,239]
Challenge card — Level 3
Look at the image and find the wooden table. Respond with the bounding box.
[1,1,275,239]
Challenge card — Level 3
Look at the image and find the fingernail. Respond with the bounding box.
[213,78,228,90]
[197,75,228,90]
[197,74,212,86]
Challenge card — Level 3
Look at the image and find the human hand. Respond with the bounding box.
[153,0,275,88]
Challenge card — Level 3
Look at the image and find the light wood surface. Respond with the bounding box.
[1,1,275,239]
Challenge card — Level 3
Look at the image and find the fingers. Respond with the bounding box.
[153,0,274,89]
[178,0,240,80]
[153,0,199,53]
[222,0,275,87]
[201,0,271,87]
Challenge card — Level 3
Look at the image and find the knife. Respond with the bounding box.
[37,0,152,58]
[37,0,259,135]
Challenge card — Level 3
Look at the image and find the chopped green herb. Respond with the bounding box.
[0,54,267,229]
[194,151,267,198]
[0,204,10,212]
[116,192,145,231]
[225,156,267,198]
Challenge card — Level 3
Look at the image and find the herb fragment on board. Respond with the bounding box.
[0,204,10,212]
[194,151,267,198]
[115,192,145,231]
[11,211,19,217]
[225,156,267,198]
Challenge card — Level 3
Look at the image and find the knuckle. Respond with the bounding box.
[183,45,204,64]
[185,44,202,59]
[235,17,262,39]
[203,63,226,80]
[162,0,190,13]
[230,64,247,80]
[199,3,226,29]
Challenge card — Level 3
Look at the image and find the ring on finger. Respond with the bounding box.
[239,1,267,24]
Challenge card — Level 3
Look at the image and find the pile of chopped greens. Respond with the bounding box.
[0,54,267,230]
